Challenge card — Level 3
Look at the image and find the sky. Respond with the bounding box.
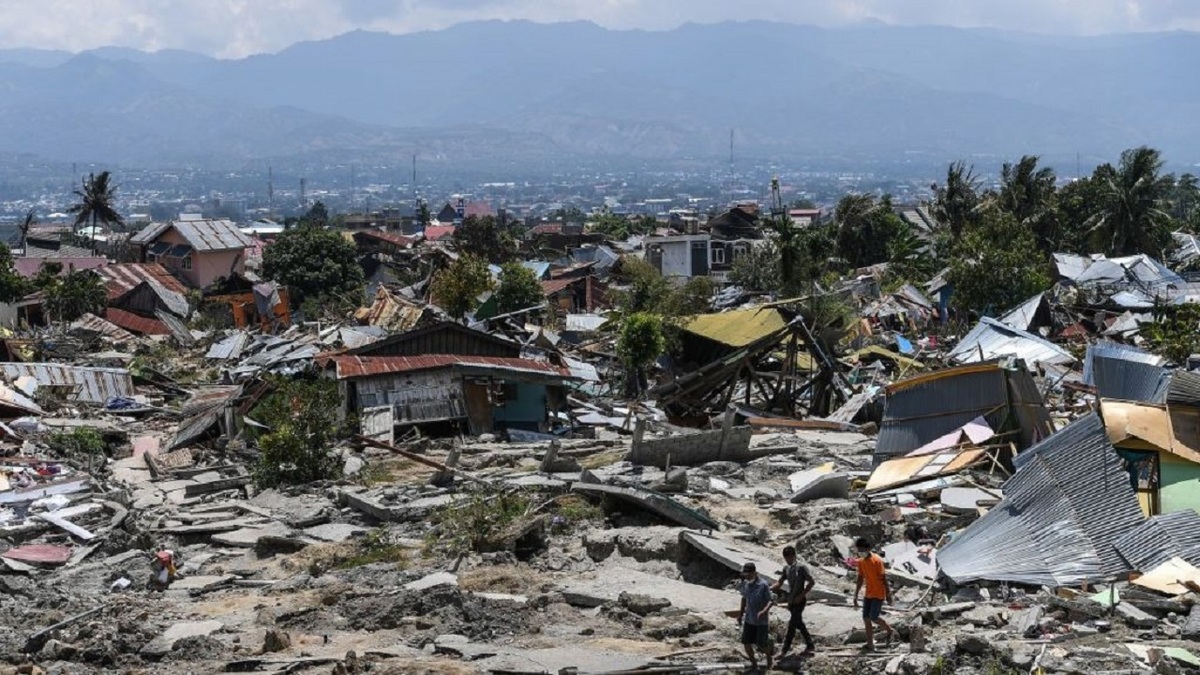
[3,0,1199,58]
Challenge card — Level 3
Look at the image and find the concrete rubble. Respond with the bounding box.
[4,241,1200,675]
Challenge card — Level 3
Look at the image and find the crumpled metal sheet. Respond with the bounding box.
[938,413,1145,586]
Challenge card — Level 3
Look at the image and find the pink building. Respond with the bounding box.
[129,219,251,290]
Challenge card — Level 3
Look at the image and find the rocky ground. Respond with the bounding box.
[2,429,1198,675]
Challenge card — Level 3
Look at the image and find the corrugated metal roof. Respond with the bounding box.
[998,293,1046,331]
[1082,342,1168,403]
[71,313,137,343]
[684,307,786,348]
[947,317,1075,367]
[328,354,569,380]
[355,230,417,248]
[0,362,133,405]
[1167,371,1200,405]
[206,332,249,360]
[876,364,1010,460]
[1114,510,1200,573]
[565,314,608,333]
[94,263,189,299]
[134,219,250,252]
[104,308,171,336]
[170,385,242,450]
[541,278,577,296]
[939,413,1145,586]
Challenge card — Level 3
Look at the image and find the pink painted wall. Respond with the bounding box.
[150,228,245,289]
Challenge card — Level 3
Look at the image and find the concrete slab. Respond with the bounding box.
[940,487,1003,515]
[404,572,458,591]
[681,531,844,603]
[472,647,654,674]
[303,523,367,543]
[559,567,732,614]
[789,469,851,503]
[210,521,292,548]
[141,620,223,656]
[166,574,236,595]
[474,592,528,604]
[572,483,717,530]
[890,546,938,581]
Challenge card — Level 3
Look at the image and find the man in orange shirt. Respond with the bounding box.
[852,537,894,651]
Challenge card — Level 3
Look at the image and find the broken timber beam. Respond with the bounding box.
[353,435,496,488]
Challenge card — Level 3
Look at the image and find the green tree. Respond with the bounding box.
[69,171,124,255]
[660,276,714,317]
[1143,302,1200,365]
[834,193,907,268]
[253,377,350,488]
[613,257,671,315]
[1087,147,1175,257]
[768,211,834,297]
[40,265,105,323]
[453,215,515,263]
[999,155,1059,253]
[1057,175,1105,253]
[431,254,494,320]
[1171,173,1200,232]
[416,200,432,227]
[886,224,937,284]
[617,312,666,396]
[946,206,1051,316]
[932,161,981,237]
[263,223,366,306]
[494,262,544,315]
[0,244,31,303]
[730,240,783,293]
[301,201,330,228]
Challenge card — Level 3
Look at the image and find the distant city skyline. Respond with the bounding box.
[1,0,1198,58]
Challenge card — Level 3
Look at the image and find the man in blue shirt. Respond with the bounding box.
[737,562,774,670]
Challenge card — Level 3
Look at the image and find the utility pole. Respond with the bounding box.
[267,165,274,219]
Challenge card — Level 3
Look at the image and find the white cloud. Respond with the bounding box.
[0,0,1196,57]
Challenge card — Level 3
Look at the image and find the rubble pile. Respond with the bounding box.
[3,235,1200,675]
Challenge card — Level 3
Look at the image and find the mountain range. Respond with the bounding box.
[0,20,1197,171]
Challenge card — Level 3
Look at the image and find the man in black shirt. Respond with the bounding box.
[771,545,816,657]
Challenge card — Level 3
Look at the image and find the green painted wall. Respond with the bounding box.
[492,382,547,431]
[1159,454,1200,515]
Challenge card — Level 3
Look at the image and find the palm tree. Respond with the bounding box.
[1087,147,1174,258]
[69,171,123,256]
[17,210,34,254]
[999,155,1058,252]
[931,161,981,237]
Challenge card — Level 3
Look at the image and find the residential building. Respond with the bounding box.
[129,218,252,290]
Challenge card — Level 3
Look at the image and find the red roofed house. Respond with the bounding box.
[323,320,571,437]
[423,224,456,242]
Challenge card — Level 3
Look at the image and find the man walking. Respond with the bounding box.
[737,562,774,670]
[852,537,895,651]
[771,545,815,657]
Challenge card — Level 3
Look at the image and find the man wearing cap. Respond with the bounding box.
[736,562,774,670]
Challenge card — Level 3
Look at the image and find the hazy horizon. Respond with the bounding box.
[1,0,1199,58]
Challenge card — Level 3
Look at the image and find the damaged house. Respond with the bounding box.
[324,321,574,437]
[129,218,252,291]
